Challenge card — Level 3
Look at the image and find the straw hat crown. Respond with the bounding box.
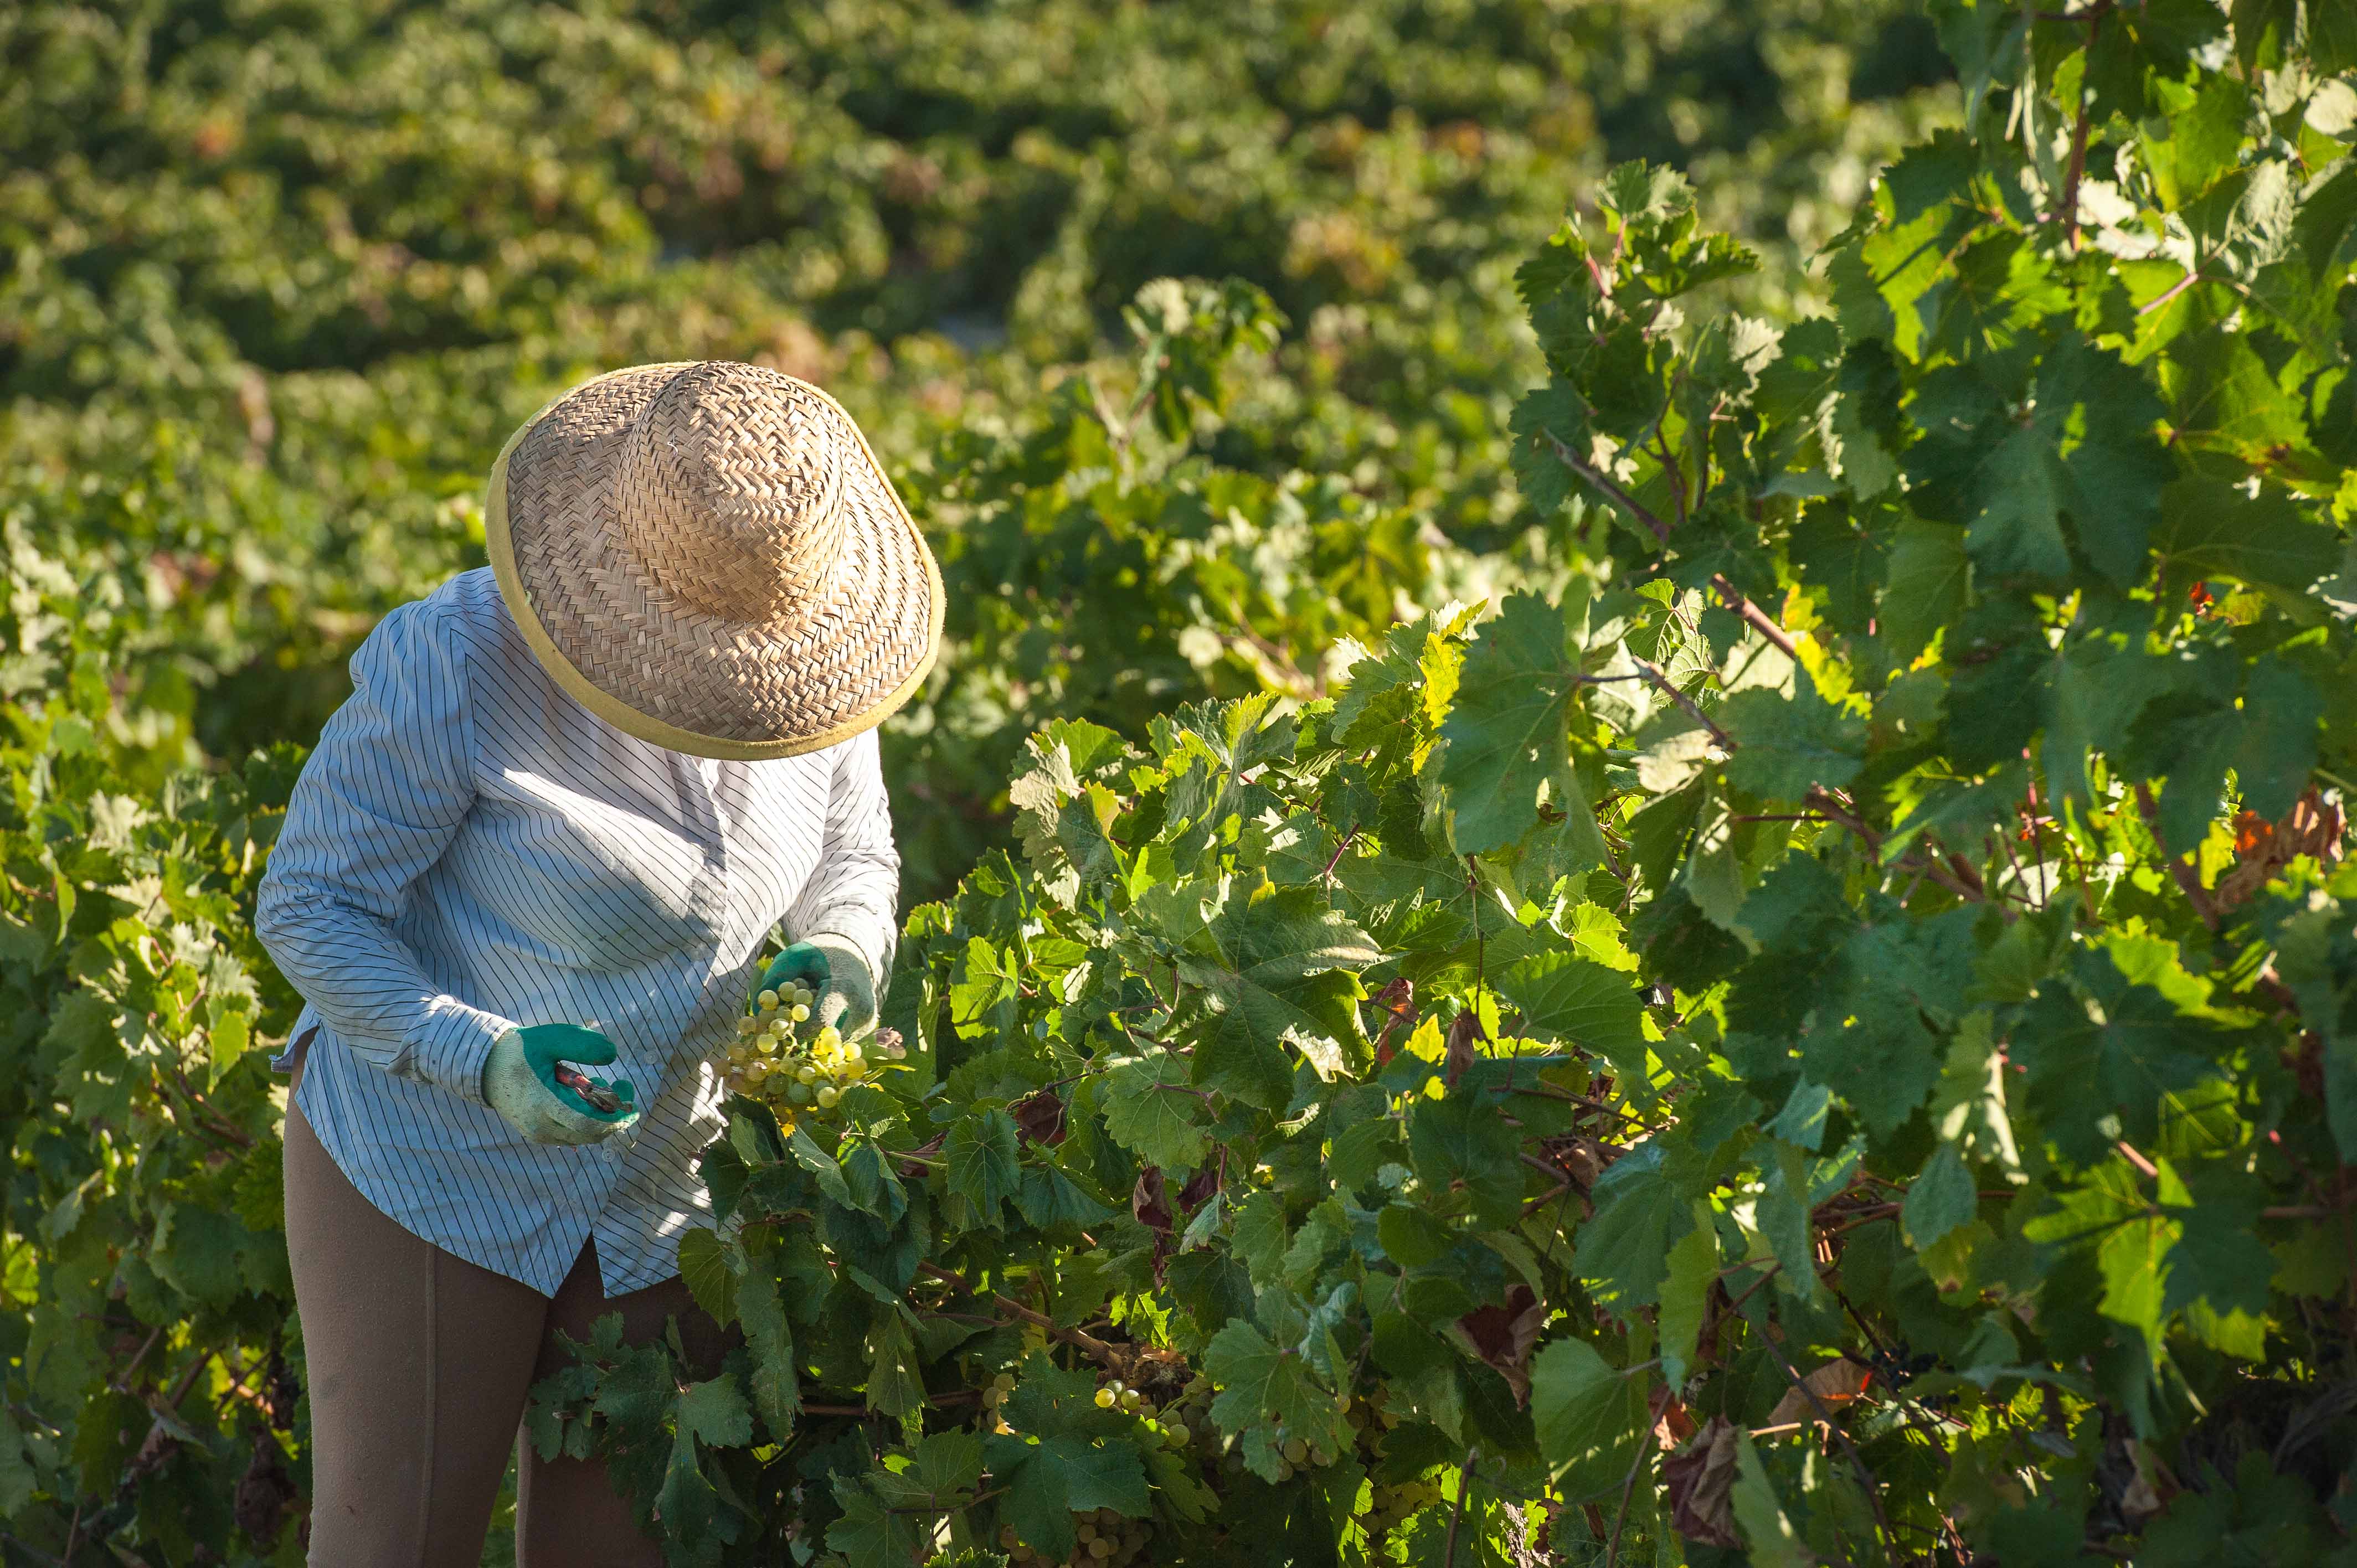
[618,363,850,623]
[485,360,944,760]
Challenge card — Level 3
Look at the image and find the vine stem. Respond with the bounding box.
[0,1531,67,1568]
[2056,2,2113,249]
[1629,655,1730,748]
[1602,1386,1671,1566]
[917,1262,1120,1360]
[1440,1444,1479,1567]
[1757,1330,1897,1557]
[1320,825,1360,880]
[2133,782,2220,930]
[1538,429,1796,658]
[2021,780,2051,906]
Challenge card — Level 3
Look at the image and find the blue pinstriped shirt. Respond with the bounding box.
[255,569,901,1296]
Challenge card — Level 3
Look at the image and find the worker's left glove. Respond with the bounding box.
[753,934,876,1039]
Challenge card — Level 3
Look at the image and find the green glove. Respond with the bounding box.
[482,1024,640,1146]
[754,934,876,1039]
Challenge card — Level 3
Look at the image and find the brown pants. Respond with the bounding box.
[285,1067,730,1566]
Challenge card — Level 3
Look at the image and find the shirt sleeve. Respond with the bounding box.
[783,726,903,984]
[255,598,514,1103]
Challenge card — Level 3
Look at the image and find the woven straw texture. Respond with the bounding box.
[484,361,944,759]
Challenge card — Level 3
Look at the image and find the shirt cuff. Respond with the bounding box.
[406,998,519,1104]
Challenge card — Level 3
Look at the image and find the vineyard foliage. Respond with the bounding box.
[6,2,2357,1567]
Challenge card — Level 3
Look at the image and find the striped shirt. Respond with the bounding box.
[255,568,900,1296]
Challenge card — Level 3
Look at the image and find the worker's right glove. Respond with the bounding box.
[482,1024,640,1146]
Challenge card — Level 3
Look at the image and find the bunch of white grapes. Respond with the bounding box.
[1358,1474,1445,1536]
[1091,1378,1194,1450]
[1344,1391,1432,1535]
[722,976,907,1134]
[998,1509,1151,1565]
[1264,1423,1337,1483]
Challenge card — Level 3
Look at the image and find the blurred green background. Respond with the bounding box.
[2,0,1957,908]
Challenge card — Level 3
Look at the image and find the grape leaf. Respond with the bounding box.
[1181,882,1377,1109]
[675,1228,739,1328]
[1658,1211,1720,1390]
[1529,1336,1651,1502]
[1408,1092,1525,1229]
[677,1375,753,1448]
[1574,1141,1695,1316]
[945,1108,1023,1227]
[986,1433,1151,1559]
[1497,950,1648,1079]
[1902,1142,1978,1254]
[1437,593,1579,853]
[1720,668,1866,801]
[1099,1051,1211,1170]
[2014,952,2226,1160]
[1206,1319,1346,1468]
[2153,476,2339,599]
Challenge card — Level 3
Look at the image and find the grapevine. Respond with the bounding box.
[527,10,2357,1564]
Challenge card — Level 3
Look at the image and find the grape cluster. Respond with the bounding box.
[1359,1474,1443,1536]
[1338,1390,1434,1537]
[980,1368,1019,1432]
[1210,1386,1355,1484]
[1090,1378,1195,1451]
[999,1509,1152,1566]
[1266,1423,1337,1483]
[721,978,907,1135]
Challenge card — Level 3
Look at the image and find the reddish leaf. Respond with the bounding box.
[1133,1165,1173,1233]
[1177,1163,1221,1213]
[1449,1284,1543,1404]
[897,1132,946,1179]
[1663,1416,1741,1548]
[1444,1007,1486,1087]
[2216,786,2345,910]
[1767,1356,1870,1426]
[1011,1089,1067,1147]
[1371,977,1415,1066]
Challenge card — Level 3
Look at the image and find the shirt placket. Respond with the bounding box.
[674,754,735,1070]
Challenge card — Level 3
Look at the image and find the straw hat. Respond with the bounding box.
[483,361,944,759]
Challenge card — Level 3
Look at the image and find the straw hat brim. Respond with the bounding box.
[483,364,945,761]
